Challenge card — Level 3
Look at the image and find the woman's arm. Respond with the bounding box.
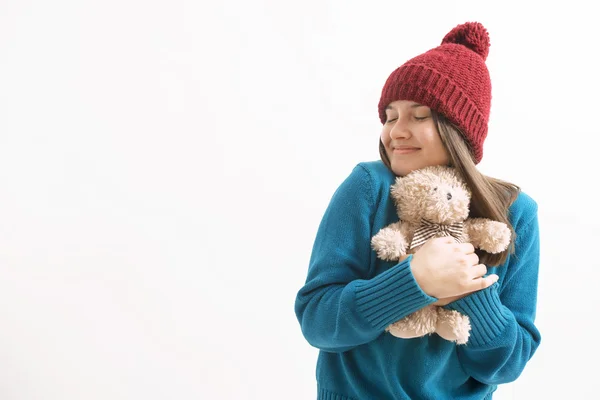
[443,198,541,384]
[294,165,437,353]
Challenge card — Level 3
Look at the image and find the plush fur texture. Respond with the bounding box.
[371,165,511,344]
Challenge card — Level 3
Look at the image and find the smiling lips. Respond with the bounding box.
[392,146,420,154]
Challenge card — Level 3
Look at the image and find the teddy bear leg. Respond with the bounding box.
[435,309,471,345]
[386,306,437,339]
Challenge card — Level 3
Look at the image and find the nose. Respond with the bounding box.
[389,118,412,140]
[447,192,452,201]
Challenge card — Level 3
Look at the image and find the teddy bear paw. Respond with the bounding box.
[435,309,471,345]
[371,228,407,261]
[386,306,437,338]
[478,221,511,254]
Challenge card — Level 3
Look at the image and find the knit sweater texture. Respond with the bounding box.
[295,161,541,400]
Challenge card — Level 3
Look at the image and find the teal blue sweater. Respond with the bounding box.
[295,161,541,400]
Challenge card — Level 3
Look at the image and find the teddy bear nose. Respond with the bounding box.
[447,193,452,201]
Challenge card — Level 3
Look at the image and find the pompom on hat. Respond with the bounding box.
[378,22,492,164]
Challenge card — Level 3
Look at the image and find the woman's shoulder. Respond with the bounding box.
[352,160,397,198]
[508,190,539,229]
[354,160,396,187]
[331,160,396,208]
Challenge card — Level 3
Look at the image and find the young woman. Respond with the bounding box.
[295,22,541,399]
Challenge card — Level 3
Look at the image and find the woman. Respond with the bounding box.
[294,22,541,399]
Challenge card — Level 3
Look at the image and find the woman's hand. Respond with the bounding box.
[410,237,498,299]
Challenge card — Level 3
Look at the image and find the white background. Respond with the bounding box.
[1,0,598,399]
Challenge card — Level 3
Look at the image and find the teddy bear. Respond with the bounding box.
[370,165,511,345]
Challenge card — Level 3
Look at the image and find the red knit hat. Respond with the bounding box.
[378,22,492,164]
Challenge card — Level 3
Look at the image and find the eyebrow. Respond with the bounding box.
[385,103,426,110]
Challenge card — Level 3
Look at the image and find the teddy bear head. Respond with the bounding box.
[390,165,472,224]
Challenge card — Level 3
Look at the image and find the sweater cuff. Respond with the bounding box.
[443,283,511,347]
[354,255,437,331]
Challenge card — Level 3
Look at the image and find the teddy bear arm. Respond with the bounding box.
[464,218,511,254]
[371,222,409,261]
[464,218,490,248]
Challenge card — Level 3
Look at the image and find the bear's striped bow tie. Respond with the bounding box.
[410,219,464,249]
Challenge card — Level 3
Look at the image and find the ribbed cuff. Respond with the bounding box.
[318,386,353,400]
[354,255,437,330]
[443,283,511,347]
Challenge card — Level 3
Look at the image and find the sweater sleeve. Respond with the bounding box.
[443,201,542,384]
[294,165,437,353]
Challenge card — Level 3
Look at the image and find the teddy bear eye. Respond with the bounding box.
[433,187,438,191]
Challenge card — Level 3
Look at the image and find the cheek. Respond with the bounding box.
[422,128,443,148]
[380,129,390,144]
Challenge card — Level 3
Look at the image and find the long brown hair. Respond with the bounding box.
[379,110,519,266]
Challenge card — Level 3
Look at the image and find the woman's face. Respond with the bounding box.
[381,100,449,176]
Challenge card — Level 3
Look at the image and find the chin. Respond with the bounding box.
[390,162,414,177]
[389,156,448,177]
